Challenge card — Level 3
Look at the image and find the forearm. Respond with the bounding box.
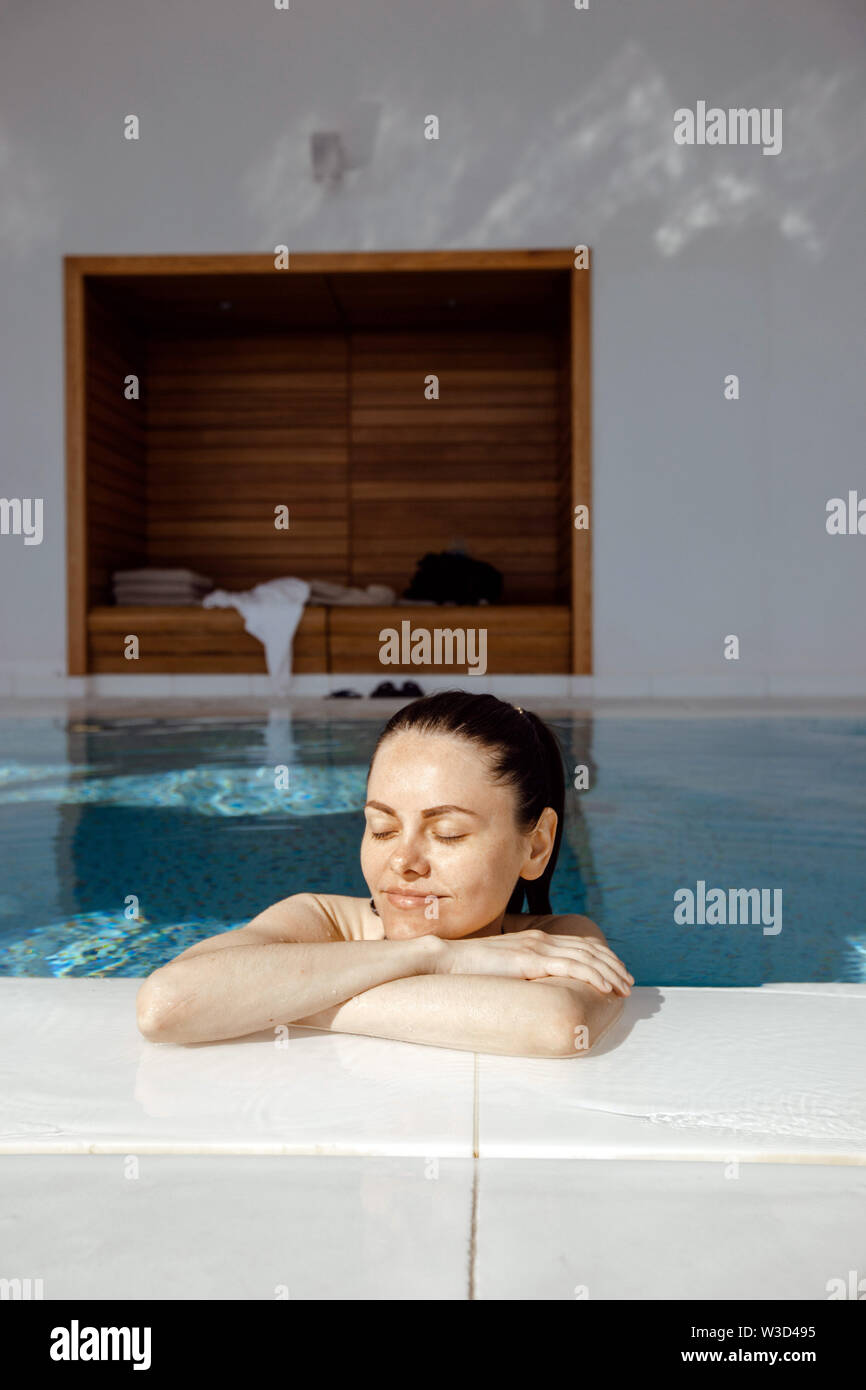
[137,937,437,1044]
[293,972,584,1058]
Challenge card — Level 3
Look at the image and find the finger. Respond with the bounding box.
[530,943,632,991]
[544,935,629,968]
[568,963,616,993]
[546,934,629,967]
[505,934,634,988]
[536,945,631,989]
[536,957,615,993]
[550,938,635,984]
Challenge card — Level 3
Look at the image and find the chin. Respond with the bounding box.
[383,917,441,940]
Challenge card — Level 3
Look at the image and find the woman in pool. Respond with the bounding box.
[136,690,633,1057]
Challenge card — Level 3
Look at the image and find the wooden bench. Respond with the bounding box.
[87,604,571,675]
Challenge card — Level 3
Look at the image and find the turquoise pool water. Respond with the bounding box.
[0,715,863,985]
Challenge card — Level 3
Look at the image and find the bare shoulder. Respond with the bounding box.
[303,894,384,942]
[503,911,609,944]
[166,893,375,964]
[243,892,382,944]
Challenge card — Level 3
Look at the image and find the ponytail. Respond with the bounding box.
[503,708,565,914]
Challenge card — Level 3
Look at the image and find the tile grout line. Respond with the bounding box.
[468,1053,479,1300]
[472,1052,480,1158]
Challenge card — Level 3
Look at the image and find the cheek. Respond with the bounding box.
[448,837,518,892]
[360,832,382,871]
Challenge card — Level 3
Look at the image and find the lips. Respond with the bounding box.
[383,888,439,910]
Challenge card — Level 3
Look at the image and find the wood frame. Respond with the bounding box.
[65,259,88,675]
[570,262,592,674]
[64,249,592,676]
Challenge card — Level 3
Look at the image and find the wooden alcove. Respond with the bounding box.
[64,250,591,676]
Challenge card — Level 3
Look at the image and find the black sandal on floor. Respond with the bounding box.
[370,681,401,697]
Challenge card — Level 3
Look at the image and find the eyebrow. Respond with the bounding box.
[364,801,479,819]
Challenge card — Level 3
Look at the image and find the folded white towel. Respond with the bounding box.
[113,568,213,586]
[114,578,211,591]
[202,577,311,691]
[113,568,213,606]
[114,584,211,599]
[114,594,206,606]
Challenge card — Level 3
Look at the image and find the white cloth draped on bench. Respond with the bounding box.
[202,578,311,690]
[307,579,395,606]
[201,577,398,690]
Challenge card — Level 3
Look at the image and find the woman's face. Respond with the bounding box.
[362,729,556,940]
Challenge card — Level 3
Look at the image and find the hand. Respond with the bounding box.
[435,928,633,995]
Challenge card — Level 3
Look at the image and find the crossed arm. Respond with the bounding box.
[287,971,626,1058]
[136,894,628,1058]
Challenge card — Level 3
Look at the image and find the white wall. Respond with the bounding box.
[1,0,864,694]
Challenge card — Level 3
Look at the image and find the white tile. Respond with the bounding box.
[760,982,866,996]
[303,674,344,695]
[89,675,177,696]
[14,680,69,697]
[474,1159,866,1300]
[326,678,377,697]
[476,986,866,1164]
[590,675,653,696]
[0,979,476,1158]
[247,676,279,695]
[5,979,864,1166]
[1,692,862,722]
[248,675,333,696]
[404,673,491,694]
[168,675,253,696]
[648,673,769,697]
[0,697,74,718]
[487,676,571,697]
[0,1154,473,1300]
[767,673,866,696]
[244,672,341,695]
[8,669,68,696]
[350,674,477,694]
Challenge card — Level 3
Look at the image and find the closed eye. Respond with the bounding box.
[369,830,466,843]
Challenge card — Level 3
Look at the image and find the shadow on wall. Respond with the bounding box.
[1,26,863,263]
[236,41,865,263]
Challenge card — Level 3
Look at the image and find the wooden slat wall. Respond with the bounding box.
[87,605,326,674]
[348,329,563,602]
[555,322,573,602]
[329,606,570,674]
[85,295,148,606]
[570,268,592,674]
[144,332,349,589]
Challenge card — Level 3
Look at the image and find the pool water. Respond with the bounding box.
[0,714,864,985]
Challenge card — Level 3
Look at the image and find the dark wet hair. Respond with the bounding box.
[367,689,565,915]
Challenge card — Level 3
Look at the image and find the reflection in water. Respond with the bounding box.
[0,761,369,816]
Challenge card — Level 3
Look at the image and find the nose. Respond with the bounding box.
[387,828,429,877]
